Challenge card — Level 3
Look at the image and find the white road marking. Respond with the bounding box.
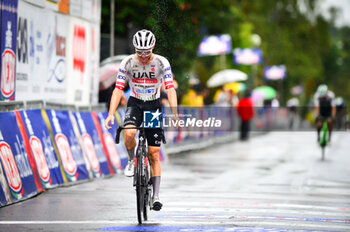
[0,220,349,230]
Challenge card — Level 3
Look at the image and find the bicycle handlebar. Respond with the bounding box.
[115,126,167,145]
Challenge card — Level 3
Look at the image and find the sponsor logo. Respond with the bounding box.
[72,24,86,75]
[117,74,126,80]
[1,21,16,99]
[163,117,222,128]
[103,133,121,170]
[164,67,171,72]
[143,109,161,128]
[82,134,100,175]
[30,136,51,184]
[132,79,157,84]
[55,133,77,177]
[164,74,172,79]
[0,141,23,197]
[119,68,126,74]
[132,72,155,79]
[135,88,155,94]
[1,50,16,98]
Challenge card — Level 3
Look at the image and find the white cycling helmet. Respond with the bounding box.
[133,29,156,50]
[317,84,328,97]
[335,97,344,106]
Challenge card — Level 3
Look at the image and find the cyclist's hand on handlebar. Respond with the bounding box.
[105,114,115,129]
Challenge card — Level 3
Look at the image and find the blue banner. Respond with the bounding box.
[0,0,18,101]
[233,48,262,65]
[19,110,64,188]
[198,34,232,56]
[74,112,110,177]
[98,112,128,169]
[264,65,287,80]
[0,112,38,202]
[45,110,89,182]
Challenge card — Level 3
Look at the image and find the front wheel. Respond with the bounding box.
[136,184,143,224]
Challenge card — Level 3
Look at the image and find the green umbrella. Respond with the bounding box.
[253,86,277,100]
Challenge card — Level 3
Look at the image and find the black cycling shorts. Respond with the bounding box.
[123,97,163,147]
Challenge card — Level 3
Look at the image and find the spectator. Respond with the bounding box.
[237,90,254,140]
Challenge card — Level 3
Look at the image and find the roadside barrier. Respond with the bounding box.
[0,101,295,207]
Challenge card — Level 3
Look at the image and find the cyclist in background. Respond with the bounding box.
[104,29,178,211]
[335,97,347,130]
[313,84,335,142]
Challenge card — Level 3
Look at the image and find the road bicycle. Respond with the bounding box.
[115,126,166,224]
[319,119,329,161]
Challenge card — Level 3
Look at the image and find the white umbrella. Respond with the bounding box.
[99,55,129,91]
[207,69,248,88]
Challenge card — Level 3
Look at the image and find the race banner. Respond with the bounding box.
[19,109,65,188]
[45,0,69,14]
[66,16,91,105]
[0,159,12,206]
[73,112,110,177]
[233,48,262,65]
[198,34,232,56]
[45,109,90,182]
[98,111,128,169]
[90,23,100,104]
[14,111,44,193]
[264,65,287,80]
[0,0,18,101]
[96,112,125,172]
[91,112,116,174]
[45,11,68,102]
[16,1,47,101]
[0,111,39,203]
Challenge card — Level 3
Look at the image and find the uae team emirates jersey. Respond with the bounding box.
[115,54,174,101]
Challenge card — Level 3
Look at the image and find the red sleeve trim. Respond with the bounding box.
[165,85,174,90]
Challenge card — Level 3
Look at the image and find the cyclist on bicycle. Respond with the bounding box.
[104,29,178,211]
[313,84,335,142]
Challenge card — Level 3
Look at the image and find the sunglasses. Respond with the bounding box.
[136,49,152,57]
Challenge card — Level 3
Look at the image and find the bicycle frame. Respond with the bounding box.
[319,120,329,161]
[115,126,166,224]
[319,120,329,147]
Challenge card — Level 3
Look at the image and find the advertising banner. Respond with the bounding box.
[98,112,128,169]
[19,109,64,188]
[264,65,287,80]
[45,0,69,14]
[16,1,47,101]
[73,112,110,177]
[91,112,115,174]
[97,112,125,172]
[90,23,100,104]
[66,17,91,105]
[45,109,90,182]
[198,34,231,56]
[233,48,262,65]
[45,11,68,102]
[0,161,11,205]
[0,111,39,203]
[0,0,18,101]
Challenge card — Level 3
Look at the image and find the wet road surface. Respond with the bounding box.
[1,131,350,231]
